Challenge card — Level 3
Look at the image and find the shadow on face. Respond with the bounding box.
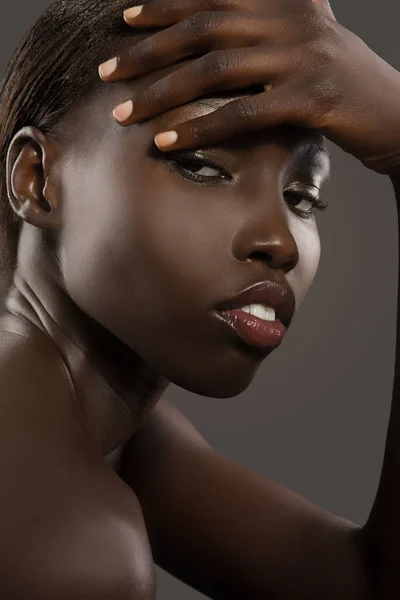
[9,36,330,399]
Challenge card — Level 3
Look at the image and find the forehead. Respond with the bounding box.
[60,32,329,170]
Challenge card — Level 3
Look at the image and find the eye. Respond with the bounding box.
[193,165,221,177]
[284,189,329,220]
[166,151,232,185]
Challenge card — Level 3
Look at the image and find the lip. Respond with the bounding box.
[212,279,296,329]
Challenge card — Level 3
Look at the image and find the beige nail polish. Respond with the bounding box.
[155,131,179,149]
[99,57,118,78]
[124,6,143,22]
[113,100,134,122]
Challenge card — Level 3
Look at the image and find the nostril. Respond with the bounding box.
[249,251,269,261]
[248,251,298,274]
[283,257,298,273]
[39,198,51,213]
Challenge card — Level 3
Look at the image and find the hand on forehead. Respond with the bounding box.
[311,0,335,19]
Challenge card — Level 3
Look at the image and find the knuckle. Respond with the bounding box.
[307,74,342,122]
[186,10,222,37]
[306,14,340,47]
[202,49,236,79]
[303,13,331,37]
[293,13,337,47]
[270,15,300,42]
[304,37,340,81]
[230,98,259,122]
[128,38,154,63]
[202,0,242,9]
[308,36,338,63]
[145,80,168,107]
[157,1,183,18]
[187,120,213,144]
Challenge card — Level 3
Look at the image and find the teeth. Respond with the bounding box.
[240,304,276,321]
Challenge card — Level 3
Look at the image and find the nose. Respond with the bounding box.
[231,199,300,274]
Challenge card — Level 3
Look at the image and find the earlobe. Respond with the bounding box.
[6,126,61,230]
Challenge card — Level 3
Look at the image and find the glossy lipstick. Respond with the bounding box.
[212,280,295,351]
[216,309,286,350]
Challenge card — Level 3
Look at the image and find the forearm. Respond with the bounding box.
[359,176,400,598]
[119,178,400,600]
[148,453,368,600]
[121,400,370,600]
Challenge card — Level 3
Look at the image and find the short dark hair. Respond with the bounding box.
[0,0,145,291]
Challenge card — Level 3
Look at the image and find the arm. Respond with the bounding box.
[119,398,370,599]
[118,178,400,600]
[108,1,400,596]
[359,175,400,598]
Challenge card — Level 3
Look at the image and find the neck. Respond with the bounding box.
[2,223,169,455]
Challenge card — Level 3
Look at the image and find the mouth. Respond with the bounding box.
[210,280,296,351]
[212,280,295,329]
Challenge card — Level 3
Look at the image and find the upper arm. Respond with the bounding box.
[0,334,155,599]
[119,398,371,600]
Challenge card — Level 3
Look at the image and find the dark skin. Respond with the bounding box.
[1,0,400,597]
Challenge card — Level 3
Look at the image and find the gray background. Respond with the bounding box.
[1,1,399,598]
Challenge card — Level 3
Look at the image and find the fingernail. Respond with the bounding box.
[113,100,134,122]
[154,131,179,149]
[124,6,143,22]
[99,57,118,78]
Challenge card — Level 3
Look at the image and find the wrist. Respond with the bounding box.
[361,150,400,179]
[352,59,400,178]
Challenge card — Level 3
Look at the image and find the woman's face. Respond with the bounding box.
[55,43,330,398]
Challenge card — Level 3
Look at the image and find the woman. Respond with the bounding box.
[0,0,398,598]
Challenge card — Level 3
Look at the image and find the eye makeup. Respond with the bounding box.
[163,149,329,219]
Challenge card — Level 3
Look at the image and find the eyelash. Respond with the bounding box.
[167,151,329,220]
[283,190,329,220]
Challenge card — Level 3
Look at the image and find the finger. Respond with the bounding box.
[113,46,292,126]
[123,0,317,27]
[152,83,317,151]
[101,11,281,82]
[123,0,264,28]
[310,0,336,20]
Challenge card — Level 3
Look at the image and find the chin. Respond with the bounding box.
[178,376,254,399]
[138,331,274,399]
[167,351,266,399]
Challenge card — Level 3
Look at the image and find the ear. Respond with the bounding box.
[6,126,62,231]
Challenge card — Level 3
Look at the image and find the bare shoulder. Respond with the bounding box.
[0,313,76,417]
[0,314,156,599]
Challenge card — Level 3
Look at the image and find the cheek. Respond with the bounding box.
[133,195,214,295]
[290,226,321,310]
[57,156,145,323]
[57,156,226,340]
